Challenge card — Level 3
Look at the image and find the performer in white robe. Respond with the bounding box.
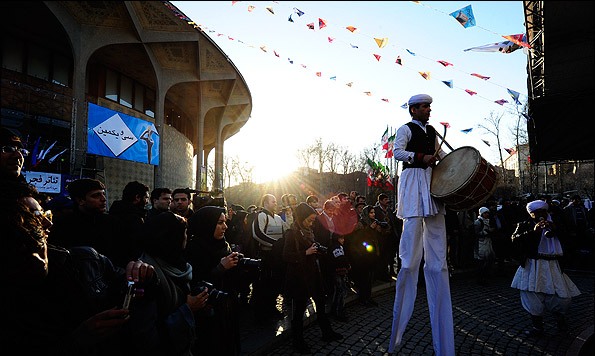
[388,94,454,356]
[510,199,581,336]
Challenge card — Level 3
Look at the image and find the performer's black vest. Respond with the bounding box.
[402,122,436,170]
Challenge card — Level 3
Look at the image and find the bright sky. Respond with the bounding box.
[172,1,529,184]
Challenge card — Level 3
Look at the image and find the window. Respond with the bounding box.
[2,37,23,72]
[119,75,133,108]
[105,69,118,101]
[27,43,50,81]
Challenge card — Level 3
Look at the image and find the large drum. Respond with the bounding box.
[431,146,498,211]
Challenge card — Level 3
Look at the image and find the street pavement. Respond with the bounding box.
[239,262,594,355]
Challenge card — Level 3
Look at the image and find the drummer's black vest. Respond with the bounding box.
[402,122,436,170]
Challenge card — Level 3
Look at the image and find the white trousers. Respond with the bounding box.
[388,214,455,356]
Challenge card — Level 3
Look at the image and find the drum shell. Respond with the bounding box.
[430,146,498,211]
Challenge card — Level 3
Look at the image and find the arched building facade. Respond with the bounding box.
[1,1,252,202]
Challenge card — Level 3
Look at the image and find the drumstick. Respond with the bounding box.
[433,125,450,158]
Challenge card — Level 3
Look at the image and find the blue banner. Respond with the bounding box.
[87,103,159,165]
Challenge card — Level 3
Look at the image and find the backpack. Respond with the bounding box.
[242,209,267,258]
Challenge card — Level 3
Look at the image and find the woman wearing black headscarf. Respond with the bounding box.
[283,202,343,354]
[186,205,242,355]
[137,211,207,356]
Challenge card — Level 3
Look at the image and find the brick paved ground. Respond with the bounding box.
[240,262,594,355]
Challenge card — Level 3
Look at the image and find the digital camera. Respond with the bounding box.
[313,242,328,254]
[373,219,390,228]
[236,253,262,268]
[192,280,229,306]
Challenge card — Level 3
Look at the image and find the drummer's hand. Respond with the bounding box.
[423,154,438,165]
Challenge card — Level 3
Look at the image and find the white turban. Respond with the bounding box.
[526,200,548,213]
[408,94,433,105]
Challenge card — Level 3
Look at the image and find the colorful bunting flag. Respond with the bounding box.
[465,89,477,96]
[346,82,353,87]
[328,37,335,43]
[504,148,516,155]
[461,128,473,133]
[288,14,294,22]
[507,88,521,105]
[471,73,490,80]
[464,40,521,54]
[374,37,389,48]
[450,5,476,28]
[401,102,408,109]
[395,56,402,65]
[502,34,530,48]
[439,122,451,128]
[350,44,359,49]
[273,50,280,57]
[248,5,255,12]
[346,26,357,33]
[482,139,491,147]
[318,18,327,30]
[330,76,336,80]
[373,54,381,61]
[316,72,322,77]
[306,23,315,30]
[406,49,416,56]
[419,71,431,80]
[494,99,508,105]
[265,6,274,15]
[437,60,453,67]
[442,80,454,88]
[293,8,304,17]
[381,98,389,103]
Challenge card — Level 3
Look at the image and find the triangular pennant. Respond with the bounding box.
[401,102,408,109]
[306,23,315,30]
[328,37,335,43]
[465,89,477,96]
[293,8,304,17]
[450,5,476,28]
[373,54,381,61]
[461,128,473,134]
[395,56,402,65]
[482,139,491,147]
[507,88,521,104]
[288,14,294,23]
[494,99,508,105]
[248,5,255,12]
[406,49,416,56]
[316,72,322,77]
[319,18,327,30]
[346,26,357,33]
[374,37,389,48]
[439,122,451,128]
[419,71,431,80]
[442,80,454,88]
[502,33,530,48]
[471,73,490,80]
[265,6,274,15]
[437,60,453,67]
[350,43,359,49]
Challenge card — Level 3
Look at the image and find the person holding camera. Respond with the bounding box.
[186,205,246,355]
[137,211,208,356]
[283,202,343,354]
[510,199,581,337]
[1,179,160,356]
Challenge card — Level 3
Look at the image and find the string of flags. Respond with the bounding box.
[182,1,528,111]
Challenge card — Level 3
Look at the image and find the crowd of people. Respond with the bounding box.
[2,116,593,355]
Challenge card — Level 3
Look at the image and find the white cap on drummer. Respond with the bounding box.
[408,94,433,106]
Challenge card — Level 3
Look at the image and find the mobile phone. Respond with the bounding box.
[122,281,135,310]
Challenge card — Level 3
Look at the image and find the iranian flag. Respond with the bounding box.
[381,127,389,150]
